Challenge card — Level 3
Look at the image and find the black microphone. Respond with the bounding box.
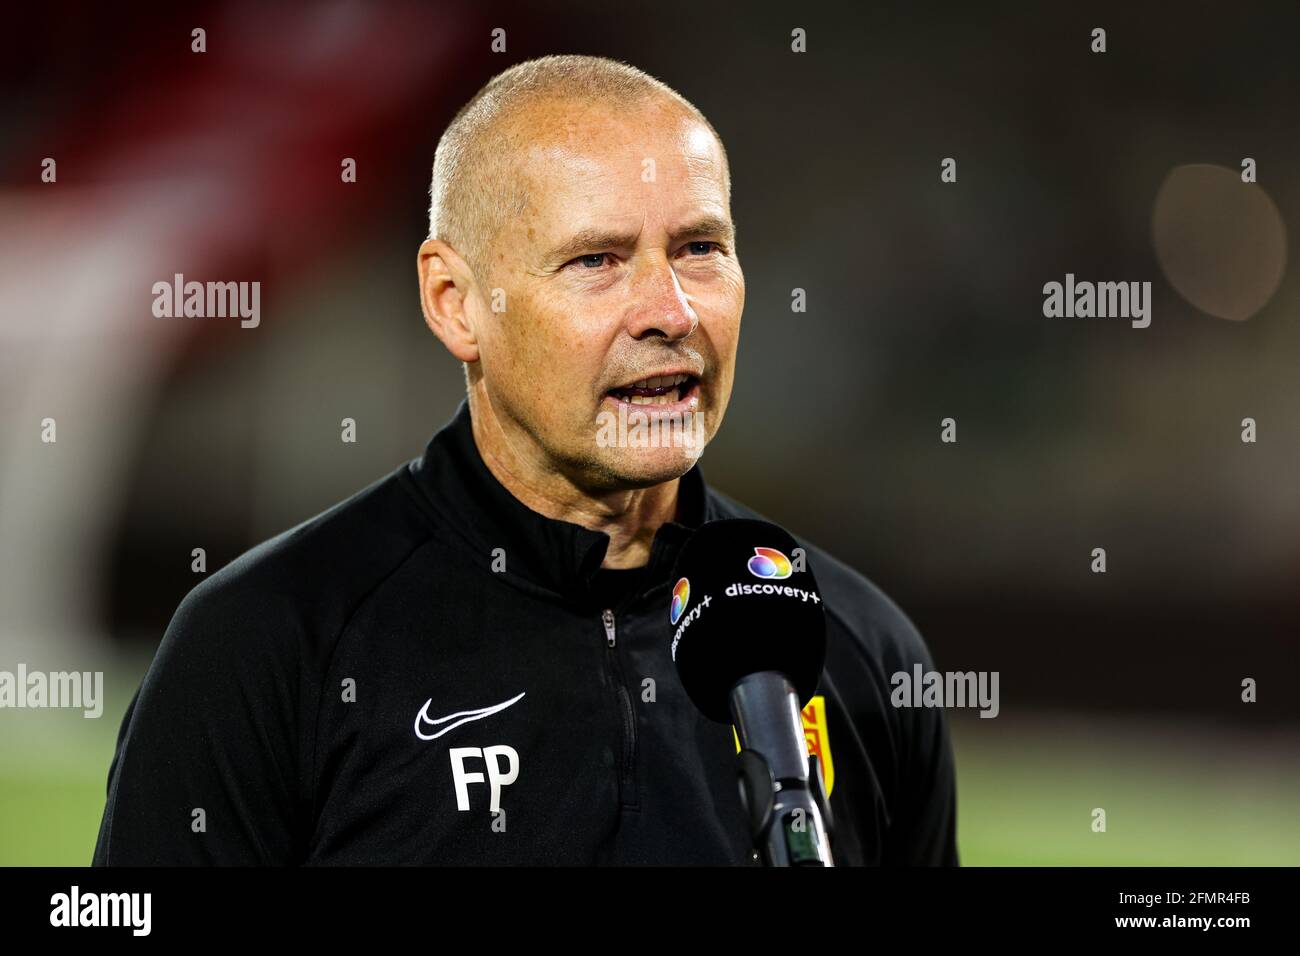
[667,518,834,866]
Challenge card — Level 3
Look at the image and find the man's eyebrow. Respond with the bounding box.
[673,215,736,246]
[541,229,639,268]
[539,216,737,268]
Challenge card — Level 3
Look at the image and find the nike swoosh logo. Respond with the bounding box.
[413,691,526,741]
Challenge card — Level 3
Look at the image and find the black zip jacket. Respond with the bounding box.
[93,399,958,865]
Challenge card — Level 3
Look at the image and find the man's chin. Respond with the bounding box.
[584,400,713,487]
[594,445,705,490]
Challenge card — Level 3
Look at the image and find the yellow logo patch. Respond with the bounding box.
[731,694,834,795]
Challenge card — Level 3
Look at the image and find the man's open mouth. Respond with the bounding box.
[605,372,699,406]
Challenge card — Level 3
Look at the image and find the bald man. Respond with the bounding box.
[93,55,958,866]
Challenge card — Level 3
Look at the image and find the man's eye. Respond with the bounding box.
[566,245,719,271]
[684,241,720,256]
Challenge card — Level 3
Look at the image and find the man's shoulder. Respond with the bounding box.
[704,486,932,670]
[172,461,435,645]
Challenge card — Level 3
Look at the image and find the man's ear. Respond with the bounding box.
[417,239,480,363]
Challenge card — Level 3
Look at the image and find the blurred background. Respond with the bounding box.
[1,0,1297,865]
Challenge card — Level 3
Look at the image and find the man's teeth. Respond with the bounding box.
[614,372,692,405]
[629,373,689,389]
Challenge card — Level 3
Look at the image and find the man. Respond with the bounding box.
[93,55,958,865]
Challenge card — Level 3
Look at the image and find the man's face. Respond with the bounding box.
[472,98,744,491]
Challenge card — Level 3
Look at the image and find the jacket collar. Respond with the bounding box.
[408,399,714,603]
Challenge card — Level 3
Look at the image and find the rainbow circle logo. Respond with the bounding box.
[670,577,690,624]
[747,547,792,580]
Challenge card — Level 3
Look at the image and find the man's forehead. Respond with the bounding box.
[520,94,715,150]
[511,116,727,240]
[520,113,723,184]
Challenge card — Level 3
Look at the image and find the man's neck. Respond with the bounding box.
[468,394,679,569]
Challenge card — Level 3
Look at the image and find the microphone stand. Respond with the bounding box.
[730,671,835,866]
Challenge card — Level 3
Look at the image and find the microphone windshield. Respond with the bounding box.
[667,518,827,722]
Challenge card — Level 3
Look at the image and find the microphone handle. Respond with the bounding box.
[729,671,834,866]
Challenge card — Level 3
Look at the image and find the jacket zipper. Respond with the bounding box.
[602,608,639,809]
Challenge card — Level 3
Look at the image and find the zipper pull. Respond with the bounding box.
[602,608,617,648]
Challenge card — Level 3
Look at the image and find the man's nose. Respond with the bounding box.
[624,257,699,341]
